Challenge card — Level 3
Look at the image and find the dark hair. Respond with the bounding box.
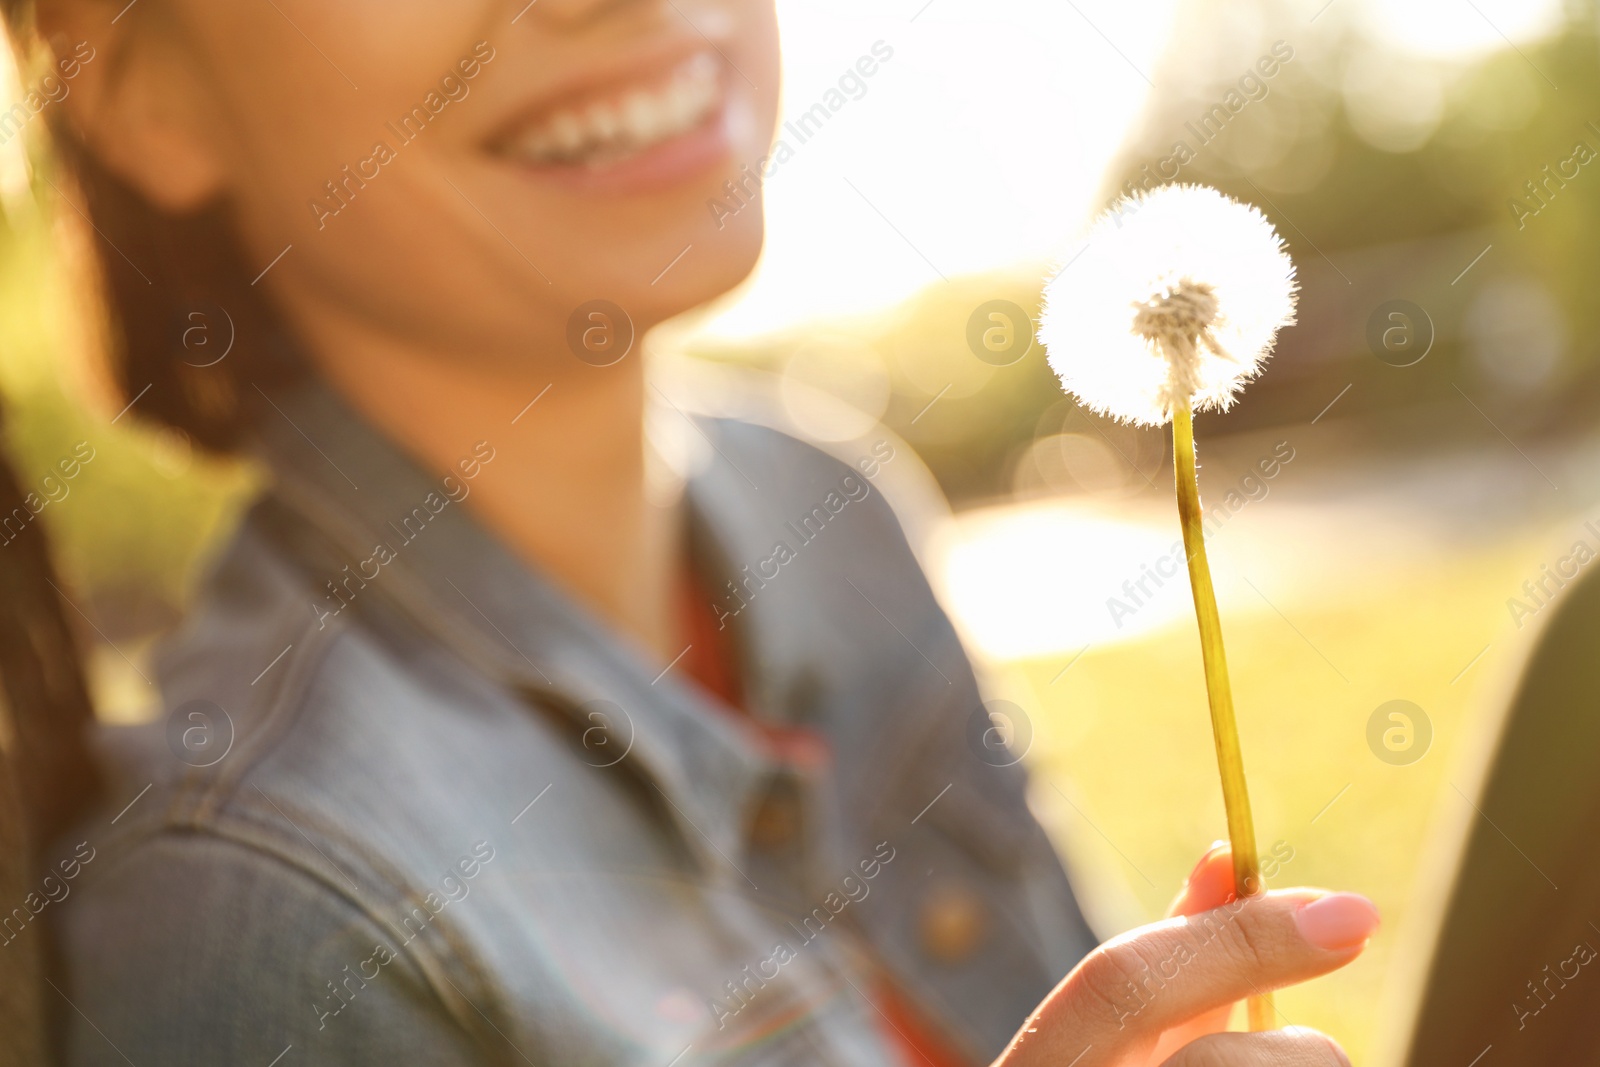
[55,138,306,451]
[0,1,305,851]
[0,411,99,851]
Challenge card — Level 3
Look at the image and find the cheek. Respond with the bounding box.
[194,2,514,341]
[189,1,501,236]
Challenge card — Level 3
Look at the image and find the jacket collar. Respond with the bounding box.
[249,380,781,889]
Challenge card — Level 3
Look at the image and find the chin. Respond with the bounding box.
[639,214,765,327]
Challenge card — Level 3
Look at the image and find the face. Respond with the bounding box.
[117,0,780,373]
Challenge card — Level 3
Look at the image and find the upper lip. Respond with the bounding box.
[483,35,721,150]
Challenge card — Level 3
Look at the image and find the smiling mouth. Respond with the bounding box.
[493,52,723,170]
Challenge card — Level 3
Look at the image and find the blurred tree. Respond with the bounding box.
[1104,0,1600,441]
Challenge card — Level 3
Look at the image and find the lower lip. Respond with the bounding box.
[501,97,736,196]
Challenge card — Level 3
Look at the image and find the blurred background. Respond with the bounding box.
[5,0,1600,1060]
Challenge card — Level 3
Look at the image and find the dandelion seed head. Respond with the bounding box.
[1040,184,1298,427]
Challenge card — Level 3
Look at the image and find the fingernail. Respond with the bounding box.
[1295,893,1380,950]
[1188,841,1228,882]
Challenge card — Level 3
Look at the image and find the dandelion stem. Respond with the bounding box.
[1171,397,1273,1032]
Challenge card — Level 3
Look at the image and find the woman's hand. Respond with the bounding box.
[995,846,1377,1066]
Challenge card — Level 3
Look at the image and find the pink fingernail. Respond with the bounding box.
[1188,842,1228,881]
[1295,893,1380,950]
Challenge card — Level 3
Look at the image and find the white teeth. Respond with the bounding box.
[550,112,584,154]
[622,92,658,143]
[502,53,721,166]
[590,103,621,142]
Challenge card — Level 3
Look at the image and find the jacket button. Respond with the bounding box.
[918,882,988,964]
[749,793,801,851]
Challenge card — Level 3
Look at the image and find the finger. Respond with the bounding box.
[1167,843,1233,918]
[1157,844,1238,1046]
[1161,1027,1351,1067]
[1017,889,1378,1065]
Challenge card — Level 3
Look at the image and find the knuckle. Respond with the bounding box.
[1074,941,1157,1023]
[1225,906,1269,963]
[1103,939,1162,984]
[1212,902,1277,973]
[1073,948,1138,1020]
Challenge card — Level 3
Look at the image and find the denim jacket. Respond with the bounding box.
[47,382,1097,1065]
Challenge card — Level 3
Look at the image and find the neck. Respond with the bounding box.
[296,326,684,663]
